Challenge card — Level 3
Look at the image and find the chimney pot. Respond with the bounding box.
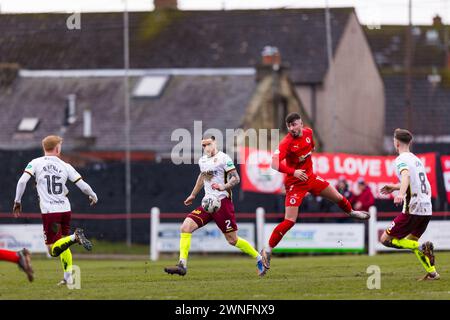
[154,0,178,10]
[433,15,442,27]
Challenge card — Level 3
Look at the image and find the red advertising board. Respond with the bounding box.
[440,155,450,203]
[240,148,437,199]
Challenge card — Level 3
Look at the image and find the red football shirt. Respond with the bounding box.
[275,127,315,186]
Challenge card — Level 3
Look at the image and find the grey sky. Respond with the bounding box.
[0,0,448,25]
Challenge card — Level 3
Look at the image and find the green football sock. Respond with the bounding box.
[414,249,436,273]
[51,235,76,257]
[60,248,73,273]
[179,233,192,267]
[235,237,259,258]
[391,238,419,250]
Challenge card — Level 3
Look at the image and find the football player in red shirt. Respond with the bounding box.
[260,113,370,270]
[0,248,34,282]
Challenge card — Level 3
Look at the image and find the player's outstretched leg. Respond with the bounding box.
[320,186,370,220]
[50,228,92,257]
[260,249,271,270]
[227,233,267,277]
[164,233,190,276]
[0,248,20,263]
[262,207,297,270]
[165,218,198,276]
[262,218,296,270]
[380,232,439,280]
[57,249,74,286]
[416,241,439,281]
[74,228,93,251]
[0,248,34,282]
[17,248,34,282]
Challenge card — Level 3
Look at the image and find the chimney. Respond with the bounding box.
[73,108,96,149]
[0,63,19,87]
[261,46,281,69]
[433,15,442,27]
[154,0,178,10]
[256,46,285,81]
[65,94,77,126]
[83,109,92,138]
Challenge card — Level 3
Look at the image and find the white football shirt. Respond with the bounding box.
[395,152,432,216]
[24,156,82,214]
[198,151,236,200]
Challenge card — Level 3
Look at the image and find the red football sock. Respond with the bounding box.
[338,197,352,214]
[269,219,295,248]
[0,249,20,263]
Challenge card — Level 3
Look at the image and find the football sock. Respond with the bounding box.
[0,249,20,263]
[60,249,73,280]
[268,219,295,248]
[51,235,77,257]
[414,249,436,273]
[391,238,419,250]
[338,197,352,214]
[179,233,192,267]
[235,237,259,258]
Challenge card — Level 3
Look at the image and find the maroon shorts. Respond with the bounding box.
[285,174,330,207]
[386,213,431,239]
[41,212,71,245]
[187,197,238,233]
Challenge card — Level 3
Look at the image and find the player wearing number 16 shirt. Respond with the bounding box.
[13,135,98,285]
[380,129,439,281]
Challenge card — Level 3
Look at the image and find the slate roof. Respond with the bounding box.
[0,73,256,153]
[365,25,450,70]
[383,73,450,136]
[0,8,353,84]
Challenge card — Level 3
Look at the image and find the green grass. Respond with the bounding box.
[1,252,449,300]
[70,239,150,255]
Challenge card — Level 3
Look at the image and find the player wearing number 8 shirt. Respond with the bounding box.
[380,129,439,281]
[13,135,98,285]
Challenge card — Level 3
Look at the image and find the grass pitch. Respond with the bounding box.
[1,252,449,300]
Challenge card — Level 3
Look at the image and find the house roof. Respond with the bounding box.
[0,8,353,84]
[383,73,450,136]
[365,25,450,138]
[364,25,450,70]
[0,72,256,153]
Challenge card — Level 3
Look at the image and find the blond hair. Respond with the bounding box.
[42,135,63,152]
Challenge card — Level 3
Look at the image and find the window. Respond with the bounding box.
[17,118,39,132]
[133,76,169,98]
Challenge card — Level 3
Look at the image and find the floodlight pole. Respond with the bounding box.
[123,0,132,247]
[405,0,413,131]
[325,1,336,152]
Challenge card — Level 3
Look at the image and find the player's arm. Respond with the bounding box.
[184,173,204,206]
[67,163,98,206]
[212,169,240,191]
[74,178,98,206]
[380,183,401,194]
[272,146,308,181]
[393,169,410,205]
[271,145,294,174]
[12,172,32,217]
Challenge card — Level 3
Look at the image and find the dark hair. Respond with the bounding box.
[394,128,413,144]
[202,134,215,141]
[285,112,301,125]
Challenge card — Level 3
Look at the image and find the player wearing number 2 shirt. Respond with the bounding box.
[164,135,267,277]
[260,113,370,272]
[13,135,98,285]
[380,128,438,281]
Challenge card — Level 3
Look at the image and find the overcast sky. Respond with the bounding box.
[0,0,448,25]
